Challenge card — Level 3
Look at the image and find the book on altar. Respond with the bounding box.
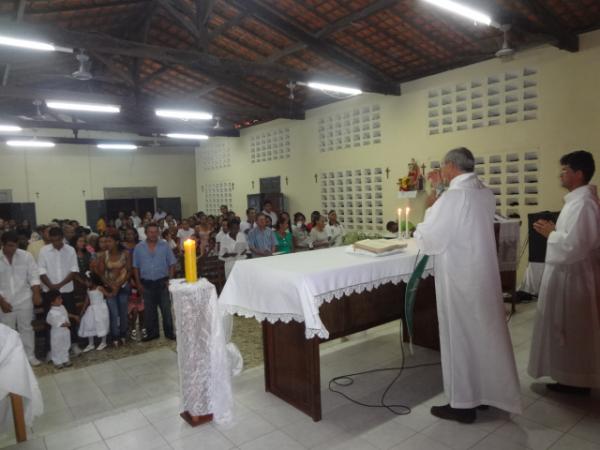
[352,238,407,254]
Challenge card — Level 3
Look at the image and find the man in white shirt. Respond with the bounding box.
[528,150,600,394]
[176,219,195,249]
[0,231,42,366]
[38,227,81,355]
[131,210,142,228]
[115,211,126,229]
[240,208,257,234]
[215,217,229,249]
[219,219,249,278]
[261,201,278,227]
[153,208,167,222]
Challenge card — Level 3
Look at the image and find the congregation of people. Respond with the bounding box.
[0,148,598,429]
[0,201,348,370]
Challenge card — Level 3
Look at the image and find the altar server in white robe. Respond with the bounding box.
[414,147,521,423]
[528,150,600,394]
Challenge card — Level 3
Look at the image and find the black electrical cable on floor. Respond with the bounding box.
[328,250,441,416]
[328,340,441,415]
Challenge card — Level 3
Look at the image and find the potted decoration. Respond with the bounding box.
[397,159,426,198]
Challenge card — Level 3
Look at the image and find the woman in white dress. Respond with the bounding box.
[309,214,330,248]
[325,210,345,246]
[78,272,110,352]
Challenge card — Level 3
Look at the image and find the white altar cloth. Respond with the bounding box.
[219,240,433,339]
[0,324,43,433]
[169,279,233,424]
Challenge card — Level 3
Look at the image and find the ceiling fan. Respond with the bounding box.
[71,51,93,81]
[32,50,123,84]
[495,24,515,61]
[450,23,517,63]
[18,99,53,121]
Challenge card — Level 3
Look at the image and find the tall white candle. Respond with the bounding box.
[405,207,410,238]
[397,208,403,237]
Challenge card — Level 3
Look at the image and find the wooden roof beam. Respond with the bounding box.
[0,85,304,121]
[0,21,393,94]
[228,0,400,94]
[0,133,204,147]
[208,12,246,42]
[2,0,26,87]
[315,0,399,38]
[518,0,578,52]
[157,0,200,40]
[294,6,429,75]
[195,0,216,49]
[140,64,174,86]
[24,0,151,15]
[1,115,240,137]
[264,0,400,63]
[144,29,300,115]
[89,51,136,87]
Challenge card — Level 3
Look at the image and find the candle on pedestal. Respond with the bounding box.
[397,208,403,238]
[405,207,410,238]
[184,239,198,283]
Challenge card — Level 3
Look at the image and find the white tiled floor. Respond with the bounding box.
[2,303,600,449]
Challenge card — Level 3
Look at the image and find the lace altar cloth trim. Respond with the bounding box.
[223,271,432,339]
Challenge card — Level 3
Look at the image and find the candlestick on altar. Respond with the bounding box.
[397,207,403,239]
[405,207,410,239]
[183,239,198,283]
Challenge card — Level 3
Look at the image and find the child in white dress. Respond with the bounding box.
[79,272,111,352]
[46,290,78,369]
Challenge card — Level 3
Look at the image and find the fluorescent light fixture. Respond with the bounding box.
[0,34,56,51]
[97,143,138,150]
[165,133,209,140]
[46,101,120,113]
[155,109,213,120]
[6,140,55,148]
[0,125,22,132]
[306,82,362,96]
[422,0,492,26]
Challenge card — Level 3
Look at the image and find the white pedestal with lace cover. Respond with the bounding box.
[169,278,232,425]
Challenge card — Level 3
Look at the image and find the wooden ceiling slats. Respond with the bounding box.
[0,0,597,133]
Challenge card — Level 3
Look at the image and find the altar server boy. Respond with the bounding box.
[528,150,600,393]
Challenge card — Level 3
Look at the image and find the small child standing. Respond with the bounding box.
[46,290,78,369]
[128,286,146,341]
[79,272,111,352]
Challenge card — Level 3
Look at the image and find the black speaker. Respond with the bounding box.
[528,211,560,263]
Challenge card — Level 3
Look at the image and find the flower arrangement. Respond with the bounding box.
[397,159,425,191]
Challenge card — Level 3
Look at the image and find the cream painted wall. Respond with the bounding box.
[2,30,598,280]
[0,144,197,224]
[196,30,600,280]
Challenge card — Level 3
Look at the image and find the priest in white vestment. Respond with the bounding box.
[414,147,521,423]
[528,150,600,394]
